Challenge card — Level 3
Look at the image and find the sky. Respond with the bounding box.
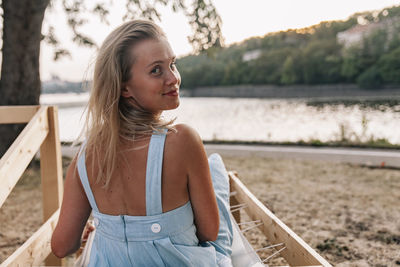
[40,0,400,82]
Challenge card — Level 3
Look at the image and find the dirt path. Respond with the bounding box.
[223,155,400,266]
[1,156,399,266]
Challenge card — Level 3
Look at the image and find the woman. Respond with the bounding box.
[51,20,233,266]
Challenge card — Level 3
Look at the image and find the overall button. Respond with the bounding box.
[151,223,161,233]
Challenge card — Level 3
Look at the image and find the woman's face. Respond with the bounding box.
[122,37,181,114]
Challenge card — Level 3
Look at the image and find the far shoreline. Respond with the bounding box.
[61,139,400,150]
[41,83,400,102]
[181,84,400,100]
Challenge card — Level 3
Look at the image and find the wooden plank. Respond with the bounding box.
[229,172,241,224]
[0,106,40,124]
[0,107,49,208]
[40,106,63,266]
[0,209,60,267]
[228,172,332,267]
[40,106,63,221]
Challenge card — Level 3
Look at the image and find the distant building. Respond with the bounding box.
[337,17,399,48]
[242,49,261,62]
[337,23,381,48]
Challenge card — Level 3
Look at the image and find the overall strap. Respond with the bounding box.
[77,142,99,212]
[146,128,168,215]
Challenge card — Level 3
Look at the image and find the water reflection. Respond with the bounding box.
[53,97,400,144]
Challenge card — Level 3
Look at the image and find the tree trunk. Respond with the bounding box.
[0,0,49,156]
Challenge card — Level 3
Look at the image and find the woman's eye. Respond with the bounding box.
[151,66,161,75]
[170,62,177,70]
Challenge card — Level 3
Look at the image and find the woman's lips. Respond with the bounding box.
[163,90,178,96]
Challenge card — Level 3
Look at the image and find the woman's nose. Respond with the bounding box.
[166,69,180,86]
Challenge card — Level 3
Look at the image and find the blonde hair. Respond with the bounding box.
[82,20,174,187]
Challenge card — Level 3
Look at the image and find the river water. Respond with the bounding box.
[40,93,400,145]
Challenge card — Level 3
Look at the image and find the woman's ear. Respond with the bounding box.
[121,86,133,98]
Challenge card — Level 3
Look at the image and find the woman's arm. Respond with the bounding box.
[51,158,92,258]
[175,124,220,242]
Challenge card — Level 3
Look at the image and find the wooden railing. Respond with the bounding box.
[0,106,63,266]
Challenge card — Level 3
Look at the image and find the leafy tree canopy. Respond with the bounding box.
[42,0,223,60]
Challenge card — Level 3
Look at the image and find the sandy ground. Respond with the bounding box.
[1,155,400,266]
[222,155,400,266]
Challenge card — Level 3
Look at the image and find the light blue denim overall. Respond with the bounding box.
[77,129,233,266]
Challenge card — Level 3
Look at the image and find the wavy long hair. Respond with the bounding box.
[81,20,174,188]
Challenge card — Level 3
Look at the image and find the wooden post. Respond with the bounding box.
[40,106,63,266]
[229,171,241,224]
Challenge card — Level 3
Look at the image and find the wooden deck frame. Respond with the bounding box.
[0,106,63,266]
[229,171,332,267]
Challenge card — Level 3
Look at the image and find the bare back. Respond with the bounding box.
[86,129,189,216]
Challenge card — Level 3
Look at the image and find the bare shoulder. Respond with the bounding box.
[167,123,203,150]
[169,123,201,138]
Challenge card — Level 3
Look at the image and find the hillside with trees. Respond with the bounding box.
[177,5,400,89]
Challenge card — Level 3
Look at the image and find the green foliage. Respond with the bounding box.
[281,56,298,84]
[357,66,383,89]
[178,5,400,89]
[341,46,364,81]
[301,39,342,84]
[378,46,400,83]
